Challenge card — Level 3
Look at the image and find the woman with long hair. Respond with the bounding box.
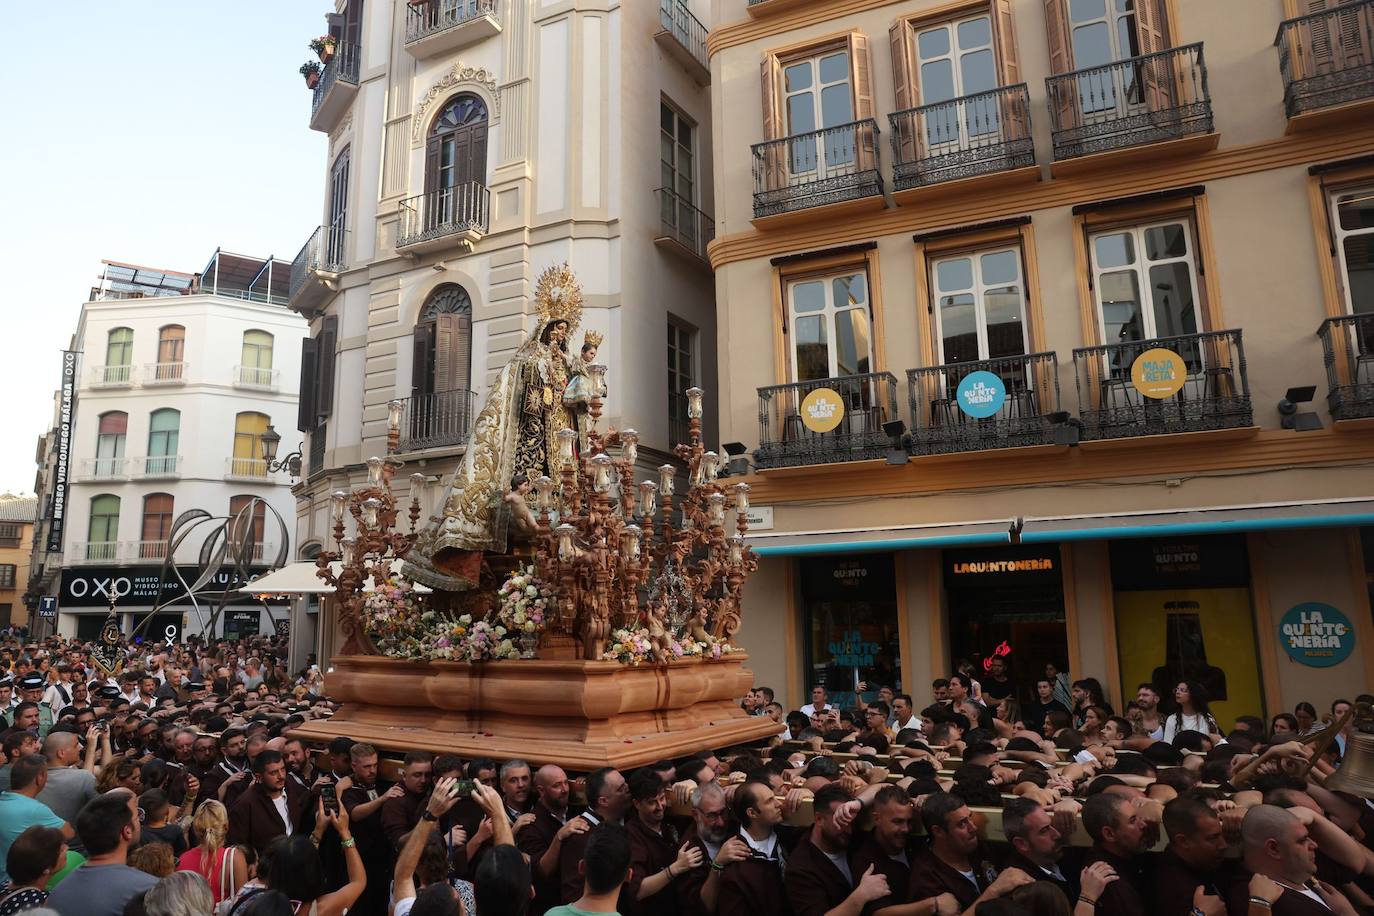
[1163,680,1219,743]
[1270,713,1300,742]
[97,757,143,794]
[1078,705,1109,742]
[991,695,1024,739]
[1294,701,1318,735]
[176,800,246,907]
[261,804,364,916]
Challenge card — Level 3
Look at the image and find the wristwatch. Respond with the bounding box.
[421,810,439,822]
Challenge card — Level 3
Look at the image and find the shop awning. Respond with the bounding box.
[747,519,1014,556]
[238,561,433,595]
[1018,498,1374,543]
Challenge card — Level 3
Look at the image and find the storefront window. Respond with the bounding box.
[1110,534,1263,725]
[801,553,900,710]
[943,545,1066,706]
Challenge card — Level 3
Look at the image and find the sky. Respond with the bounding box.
[0,1,329,494]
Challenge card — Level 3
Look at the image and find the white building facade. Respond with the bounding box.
[48,258,307,641]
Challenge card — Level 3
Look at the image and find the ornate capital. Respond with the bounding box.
[412,63,500,146]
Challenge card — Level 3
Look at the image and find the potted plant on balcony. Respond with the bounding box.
[300,61,323,89]
[309,35,337,63]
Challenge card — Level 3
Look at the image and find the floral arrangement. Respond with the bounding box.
[602,626,732,666]
[309,35,338,53]
[300,61,323,77]
[494,564,551,637]
[361,575,430,656]
[424,612,519,661]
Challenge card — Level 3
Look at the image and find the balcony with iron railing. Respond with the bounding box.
[143,362,187,385]
[1319,313,1374,421]
[397,183,491,254]
[1276,0,1374,122]
[404,0,501,58]
[308,426,327,476]
[288,225,346,315]
[889,83,1035,195]
[310,41,360,133]
[397,388,478,453]
[134,540,169,562]
[133,455,182,479]
[752,119,883,223]
[78,457,127,481]
[656,0,709,84]
[755,372,900,469]
[74,541,120,562]
[235,365,280,392]
[654,188,715,263]
[1046,43,1214,169]
[90,364,134,388]
[225,457,271,481]
[906,352,1061,456]
[1072,329,1251,441]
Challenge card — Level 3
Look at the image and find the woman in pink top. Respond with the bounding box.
[176,800,248,905]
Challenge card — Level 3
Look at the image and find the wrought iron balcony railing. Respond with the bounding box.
[398,388,479,452]
[405,0,497,44]
[308,426,327,475]
[80,457,126,480]
[655,187,715,261]
[906,352,1061,455]
[76,541,120,562]
[1046,43,1212,161]
[91,364,134,387]
[134,455,181,477]
[755,372,900,469]
[1072,329,1251,441]
[144,362,187,385]
[1319,313,1374,420]
[1276,0,1374,117]
[289,225,346,303]
[752,119,883,219]
[226,457,271,480]
[397,184,491,250]
[311,41,361,122]
[889,84,1034,190]
[235,365,279,391]
[658,0,709,74]
[135,540,168,561]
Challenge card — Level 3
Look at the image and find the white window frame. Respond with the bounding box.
[787,269,873,381]
[930,246,1029,365]
[914,13,998,150]
[782,49,854,180]
[1332,185,1374,316]
[1068,0,1140,66]
[1088,218,1203,344]
[660,100,696,207]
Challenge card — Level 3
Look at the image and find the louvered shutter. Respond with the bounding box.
[889,20,919,164]
[989,0,1027,147]
[315,315,338,423]
[848,33,877,172]
[297,337,318,432]
[1043,0,1077,130]
[760,55,786,195]
[1133,0,1173,114]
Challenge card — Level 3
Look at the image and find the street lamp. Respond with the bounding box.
[261,425,303,478]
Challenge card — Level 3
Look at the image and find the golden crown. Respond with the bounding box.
[534,263,583,332]
[582,330,604,349]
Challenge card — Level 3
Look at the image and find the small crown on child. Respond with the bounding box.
[582,330,604,349]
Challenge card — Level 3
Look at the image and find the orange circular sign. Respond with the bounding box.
[800,387,845,433]
[1131,348,1188,400]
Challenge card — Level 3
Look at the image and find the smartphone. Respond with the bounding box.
[322,782,340,815]
[449,779,476,800]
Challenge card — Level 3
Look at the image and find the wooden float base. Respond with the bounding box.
[287,652,781,772]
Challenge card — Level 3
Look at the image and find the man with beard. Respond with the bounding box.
[336,741,403,916]
[559,767,631,906]
[15,676,50,738]
[1135,684,1165,741]
[785,782,890,916]
[200,727,248,802]
[227,749,310,854]
[717,779,800,915]
[626,767,700,914]
[519,763,586,913]
[1151,796,1229,916]
[381,750,434,849]
[1081,792,1156,916]
[282,737,316,789]
[910,791,1032,912]
[1002,797,1078,902]
[674,781,749,916]
[852,785,961,916]
[187,734,219,785]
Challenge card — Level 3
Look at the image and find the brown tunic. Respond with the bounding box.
[674,829,718,916]
[517,801,569,915]
[1227,868,1338,916]
[627,816,681,916]
[1148,847,1229,916]
[1081,847,1149,916]
[557,813,632,912]
[225,781,311,855]
[907,847,988,912]
[717,827,802,916]
[785,834,855,916]
[850,834,911,916]
[380,789,426,849]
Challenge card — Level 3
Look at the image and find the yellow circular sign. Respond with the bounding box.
[1131,348,1188,400]
[800,387,846,433]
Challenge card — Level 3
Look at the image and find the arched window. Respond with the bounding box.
[87,495,120,560]
[95,412,127,477]
[147,409,180,475]
[140,494,174,559]
[156,325,185,380]
[426,94,489,196]
[412,284,473,403]
[228,495,266,558]
[104,327,134,383]
[232,412,270,478]
[240,330,275,387]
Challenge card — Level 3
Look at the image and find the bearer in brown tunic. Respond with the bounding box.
[908,791,1032,913]
[1228,805,1362,916]
[625,768,701,915]
[717,780,803,916]
[784,783,890,916]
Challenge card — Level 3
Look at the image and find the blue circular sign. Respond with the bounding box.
[1279,602,1354,668]
[956,371,1007,419]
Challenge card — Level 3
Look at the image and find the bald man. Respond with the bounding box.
[35,731,97,829]
[521,763,587,912]
[1229,804,1357,916]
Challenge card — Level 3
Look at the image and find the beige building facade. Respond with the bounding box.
[289,0,719,665]
[708,0,1374,722]
[0,497,36,631]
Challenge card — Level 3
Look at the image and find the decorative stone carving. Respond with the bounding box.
[413,63,501,145]
[330,112,354,150]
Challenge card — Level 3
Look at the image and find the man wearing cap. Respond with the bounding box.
[41,665,73,719]
[16,676,51,738]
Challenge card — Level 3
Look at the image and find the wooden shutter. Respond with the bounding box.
[1043,0,1077,129]
[991,0,1022,86]
[848,33,877,171]
[1133,0,1173,113]
[435,312,472,393]
[889,19,919,164]
[315,316,338,423]
[760,54,786,193]
[296,337,318,432]
[412,322,433,397]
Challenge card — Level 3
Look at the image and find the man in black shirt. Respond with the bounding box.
[1151,796,1229,916]
[981,657,1014,703]
[1024,677,1071,735]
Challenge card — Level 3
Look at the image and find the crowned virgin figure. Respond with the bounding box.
[403,264,585,590]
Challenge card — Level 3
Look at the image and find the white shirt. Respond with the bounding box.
[800,703,830,718]
[740,828,779,861]
[894,715,921,734]
[822,849,853,885]
[1162,712,1217,744]
[271,793,293,834]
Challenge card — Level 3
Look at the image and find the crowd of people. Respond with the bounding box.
[0,631,1368,916]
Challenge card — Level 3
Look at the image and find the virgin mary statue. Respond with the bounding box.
[403,264,584,590]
